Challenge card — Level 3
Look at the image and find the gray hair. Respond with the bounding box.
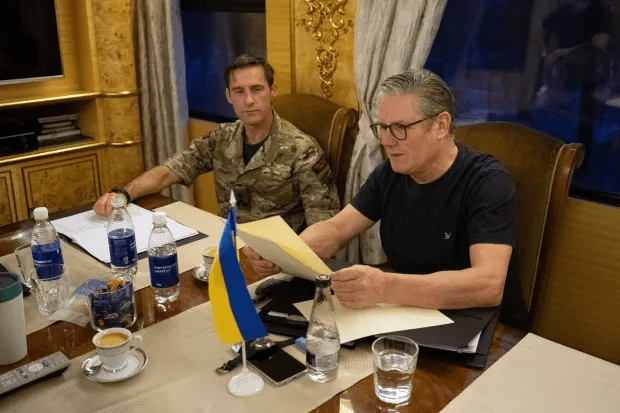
[376,69,455,132]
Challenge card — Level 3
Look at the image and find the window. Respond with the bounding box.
[181,0,266,122]
[426,0,620,205]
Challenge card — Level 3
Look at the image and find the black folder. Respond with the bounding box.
[258,259,500,367]
[375,306,501,368]
[258,277,314,337]
[381,306,500,350]
[417,308,501,368]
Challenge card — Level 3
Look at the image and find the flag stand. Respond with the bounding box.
[228,341,264,397]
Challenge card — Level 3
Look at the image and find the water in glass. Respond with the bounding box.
[374,348,415,404]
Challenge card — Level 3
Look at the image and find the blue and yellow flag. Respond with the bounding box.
[208,199,267,344]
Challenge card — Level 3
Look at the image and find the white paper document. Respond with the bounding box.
[428,332,481,354]
[52,203,198,263]
[295,298,453,344]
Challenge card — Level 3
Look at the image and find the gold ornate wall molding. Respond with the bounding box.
[297,0,353,99]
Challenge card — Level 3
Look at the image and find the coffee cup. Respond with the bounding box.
[92,327,142,372]
[201,245,218,274]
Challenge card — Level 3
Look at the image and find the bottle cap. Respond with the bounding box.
[295,336,307,353]
[316,273,331,287]
[33,207,48,221]
[152,211,167,225]
[111,194,126,208]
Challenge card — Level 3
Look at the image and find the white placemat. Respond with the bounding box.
[440,333,620,413]
[0,297,374,413]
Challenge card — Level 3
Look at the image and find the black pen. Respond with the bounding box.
[267,311,308,325]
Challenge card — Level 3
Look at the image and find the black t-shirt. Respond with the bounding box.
[242,135,268,165]
[351,143,516,274]
[351,143,529,327]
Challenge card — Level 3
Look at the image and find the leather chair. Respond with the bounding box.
[272,93,358,206]
[455,122,584,327]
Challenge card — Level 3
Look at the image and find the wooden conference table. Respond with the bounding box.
[0,194,527,413]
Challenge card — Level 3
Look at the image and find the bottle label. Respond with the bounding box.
[32,240,64,278]
[148,253,179,288]
[108,229,137,267]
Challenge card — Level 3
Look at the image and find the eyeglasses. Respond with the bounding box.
[370,114,440,140]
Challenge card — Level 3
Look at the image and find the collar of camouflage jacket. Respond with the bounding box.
[241,110,282,172]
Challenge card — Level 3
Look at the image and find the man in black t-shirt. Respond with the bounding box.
[247,69,517,315]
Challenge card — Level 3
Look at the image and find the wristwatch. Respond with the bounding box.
[110,186,131,204]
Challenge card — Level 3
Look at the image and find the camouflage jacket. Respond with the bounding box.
[163,111,340,232]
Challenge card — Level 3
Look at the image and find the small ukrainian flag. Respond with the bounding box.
[209,193,267,344]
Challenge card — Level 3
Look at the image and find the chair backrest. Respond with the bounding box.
[455,122,584,325]
[272,93,358,206]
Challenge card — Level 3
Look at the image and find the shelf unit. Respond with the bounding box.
[0,0,143,225]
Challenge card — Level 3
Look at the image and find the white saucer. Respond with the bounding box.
[193,264,209,282]
[82,348,148,383]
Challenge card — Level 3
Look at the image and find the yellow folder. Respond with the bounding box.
[237,216,331,280]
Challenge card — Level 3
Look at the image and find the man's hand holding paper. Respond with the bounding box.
[236,215,332,280]
[238,213,388,309]
[241,246,280,278]
[331,265,385,309]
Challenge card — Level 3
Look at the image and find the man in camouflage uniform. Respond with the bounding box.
[164,110,338,232]
[94,55,339,235]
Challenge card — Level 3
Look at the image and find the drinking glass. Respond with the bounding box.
[14,244,34,288]
[372,335,419,404]
[202,245,218,273]
[29,264,70,316]
[85,272,137,331]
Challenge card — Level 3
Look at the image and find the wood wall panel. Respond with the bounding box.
[105,145,144,191]
[536,197,620,364]
[102,96,142,143]
[0,172,17,226]
[266,0,294,95]
[22,154,102,215]
[75,0,100,92]
[91,0,137,92]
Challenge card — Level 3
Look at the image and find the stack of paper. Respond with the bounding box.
[52,204,198,263]
[294,298,453,344]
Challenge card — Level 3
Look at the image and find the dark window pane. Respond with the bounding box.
[427,0,620,204]
[181,0,265,13]
[181,7,266,122]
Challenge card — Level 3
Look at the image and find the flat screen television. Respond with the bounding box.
[0,0,63,85]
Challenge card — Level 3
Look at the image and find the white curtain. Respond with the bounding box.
[136,0,193,204]
[345,0,448,265]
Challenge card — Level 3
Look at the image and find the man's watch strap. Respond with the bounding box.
[110,186,131,204]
